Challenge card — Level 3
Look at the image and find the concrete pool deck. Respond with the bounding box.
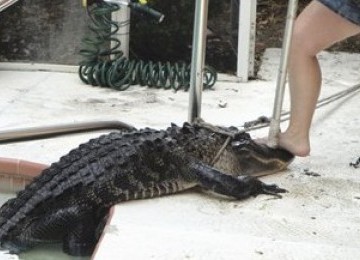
[0,48,359,260]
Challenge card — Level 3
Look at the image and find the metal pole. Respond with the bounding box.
[0,121,135,144]
[236,0,257,82]
[188,0,209,123]
[267,0,298,147]
[112,5,130,58]
[0,0,18,12]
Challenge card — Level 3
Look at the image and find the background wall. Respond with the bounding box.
[0,0,90,64]
[1,0,359,74]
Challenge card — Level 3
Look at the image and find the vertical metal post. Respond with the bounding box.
[188,0,209,123]
[267,0,298,147]
[112,5,130,58]
[0,0,19,12]
[236,0,257,81]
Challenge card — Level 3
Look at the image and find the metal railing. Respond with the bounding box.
[0,0,19,12]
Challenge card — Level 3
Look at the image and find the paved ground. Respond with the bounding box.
[0,48,359,260]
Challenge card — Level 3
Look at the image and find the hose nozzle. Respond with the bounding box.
[81,0,164,23]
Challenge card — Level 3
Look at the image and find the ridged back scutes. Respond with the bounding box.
[0,122,239,242]
[0,132,128,240]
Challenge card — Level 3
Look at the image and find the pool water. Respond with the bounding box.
[0,244,90,260]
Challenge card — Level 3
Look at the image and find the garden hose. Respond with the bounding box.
[78,1,217,91]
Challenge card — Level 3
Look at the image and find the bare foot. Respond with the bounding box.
[278,132,310,157]
[255,133,310,157]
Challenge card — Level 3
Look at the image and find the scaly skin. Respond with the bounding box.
[0,122,293,256]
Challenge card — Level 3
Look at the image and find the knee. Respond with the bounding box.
[291,22,323,57]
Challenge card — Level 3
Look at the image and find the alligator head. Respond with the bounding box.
[230,132,294,176]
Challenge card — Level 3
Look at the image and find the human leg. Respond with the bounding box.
[278,0,360,156]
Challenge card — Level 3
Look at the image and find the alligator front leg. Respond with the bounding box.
[191,161,287,199]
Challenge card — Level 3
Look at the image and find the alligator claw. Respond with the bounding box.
[236,176,287,199]
[260,183,288,198]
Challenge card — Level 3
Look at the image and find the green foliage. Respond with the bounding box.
[130,0,225,63]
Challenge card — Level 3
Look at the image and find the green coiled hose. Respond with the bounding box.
[78,2,217,91]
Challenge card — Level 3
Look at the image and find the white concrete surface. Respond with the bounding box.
[0,48,359,260]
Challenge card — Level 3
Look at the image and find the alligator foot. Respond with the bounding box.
[191,161,287,199]
[236,176,287,198]
[262,183,287,197]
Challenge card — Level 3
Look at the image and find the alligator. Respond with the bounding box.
[0,120,294,256]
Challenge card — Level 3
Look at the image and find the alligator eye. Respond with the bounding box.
[231,141,242,147]
[231,139,248,147]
